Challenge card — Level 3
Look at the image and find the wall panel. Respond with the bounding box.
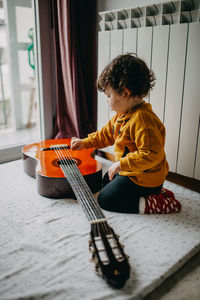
[109,30,123,120]
[98,31,110,75]
[150,25,169,122]
[177,23,200,178]
[137,27,152,67]
[110,30,123,60]
[123,28,137,54]
[194,123,200,180]
[97,31,110,130]
[164,24,188,173]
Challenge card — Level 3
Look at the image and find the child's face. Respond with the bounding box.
[104,87,129,114]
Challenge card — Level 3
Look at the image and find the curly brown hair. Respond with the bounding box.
[97,53,155,98]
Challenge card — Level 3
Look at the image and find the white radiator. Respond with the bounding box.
[97,0,200,180]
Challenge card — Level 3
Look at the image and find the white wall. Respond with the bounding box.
[97,0,200,180]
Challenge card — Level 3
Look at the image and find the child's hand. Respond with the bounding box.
[108,161,121,180]
[70,137,85,150]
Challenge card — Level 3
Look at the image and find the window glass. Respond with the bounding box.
[0,0,40,150]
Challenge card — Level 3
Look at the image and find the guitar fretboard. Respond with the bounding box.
[52,146,106,223]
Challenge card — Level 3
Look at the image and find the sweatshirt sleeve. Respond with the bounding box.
[120,128,165,172]
[82,118,115,149]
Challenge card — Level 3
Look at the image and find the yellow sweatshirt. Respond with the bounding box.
[82,102,169,187]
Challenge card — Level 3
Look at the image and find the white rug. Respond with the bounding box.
[0,158,200,300]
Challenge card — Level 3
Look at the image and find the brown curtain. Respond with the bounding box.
[52,0,97,139]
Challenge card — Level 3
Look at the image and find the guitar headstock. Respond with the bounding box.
[89,221,130,288]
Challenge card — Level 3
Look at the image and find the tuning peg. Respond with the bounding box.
[95,263,101,276]
[89,253,96,262]
[89,246,95,255]
[89,240,93,252]
[120,242,125,248]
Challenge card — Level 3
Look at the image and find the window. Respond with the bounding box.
[0,0,54,163]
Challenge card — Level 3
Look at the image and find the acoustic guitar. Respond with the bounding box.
[22,138,130,288]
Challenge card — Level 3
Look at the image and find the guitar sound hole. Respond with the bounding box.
[52,157,81,168]
[58,158,76,166]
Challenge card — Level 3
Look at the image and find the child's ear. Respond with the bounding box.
[123,88,131,99]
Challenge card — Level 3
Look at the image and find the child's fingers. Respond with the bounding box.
[71,137,77,146]
[71,139,77,149]
[71,140,81,150]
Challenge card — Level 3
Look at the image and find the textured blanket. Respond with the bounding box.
[0,158,199,300]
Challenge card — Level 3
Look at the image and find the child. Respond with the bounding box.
[71,54,181,214]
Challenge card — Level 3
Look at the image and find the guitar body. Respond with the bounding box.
[22,139,102,198]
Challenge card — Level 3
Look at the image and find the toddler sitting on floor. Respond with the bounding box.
[71,54,181,214]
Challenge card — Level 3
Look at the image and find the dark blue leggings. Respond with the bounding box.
[98,172,162,213]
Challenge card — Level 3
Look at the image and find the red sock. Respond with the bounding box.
[139,188,182,214]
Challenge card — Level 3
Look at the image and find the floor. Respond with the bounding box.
[144,251,200,300]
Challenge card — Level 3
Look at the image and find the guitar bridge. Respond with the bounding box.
[41,145,70,151]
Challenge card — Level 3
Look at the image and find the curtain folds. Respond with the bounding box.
[52,0,97,139]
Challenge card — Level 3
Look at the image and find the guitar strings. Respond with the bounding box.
[60,145,104,222]
[52,145,111,234]
[53,146,97,222]
[53,145,112,236]
[60,145,106,220]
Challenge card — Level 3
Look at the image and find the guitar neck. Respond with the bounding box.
[60,164,106,223]
[53,145,130,288]
[61,162,130,288]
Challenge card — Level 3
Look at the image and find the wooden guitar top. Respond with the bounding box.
[22,138,102,178]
